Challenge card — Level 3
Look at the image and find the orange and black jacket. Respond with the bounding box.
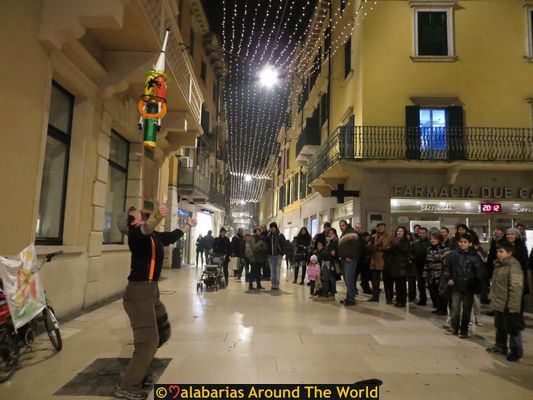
[127,226,183,282]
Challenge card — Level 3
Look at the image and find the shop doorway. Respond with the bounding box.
[178,208,193,264]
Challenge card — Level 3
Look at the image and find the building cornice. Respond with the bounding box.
[409,0,458,7]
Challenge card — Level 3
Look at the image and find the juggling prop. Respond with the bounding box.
[138,29,170,150]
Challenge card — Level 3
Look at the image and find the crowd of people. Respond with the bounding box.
[196,220,531,363]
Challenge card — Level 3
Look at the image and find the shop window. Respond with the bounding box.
[103,131,129,244]
[310,215,319,237]
[414,9,454,57]
[419,108,446,151]
[344,37,352,78]
[36,82,73,244]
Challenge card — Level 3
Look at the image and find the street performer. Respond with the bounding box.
[115,202,197,400]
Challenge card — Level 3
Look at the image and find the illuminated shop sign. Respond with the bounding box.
[392,186,533,200]
[390,199,533,215]
[480,203,502,213]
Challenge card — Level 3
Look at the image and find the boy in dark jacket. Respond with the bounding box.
[487,242,524,361]
[443,234,483,338]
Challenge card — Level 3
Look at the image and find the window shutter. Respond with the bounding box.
[405,106,421,160]
[418,12,448,56]
[344,37,352,78]
[447,106,465,160]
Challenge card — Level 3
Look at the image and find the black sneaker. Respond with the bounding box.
[114,385,147,400]
[487,346,507,355]
[506,353,522,362]
[344,300,356,306]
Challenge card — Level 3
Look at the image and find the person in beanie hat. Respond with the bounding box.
[503,227,530,311]
[266,222,287,290]
[115,203,196,400]
[213,227,232,287]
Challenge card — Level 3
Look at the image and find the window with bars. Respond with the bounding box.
[36,82,74,244]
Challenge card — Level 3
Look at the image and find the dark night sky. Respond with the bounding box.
[203,0,319,202]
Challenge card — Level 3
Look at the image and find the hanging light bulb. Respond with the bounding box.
[258,65,279,88]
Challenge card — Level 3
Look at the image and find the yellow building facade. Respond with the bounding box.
[0,0,227,318]
[261,0,533,242]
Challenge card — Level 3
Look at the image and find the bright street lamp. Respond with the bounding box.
[258,65,279,88]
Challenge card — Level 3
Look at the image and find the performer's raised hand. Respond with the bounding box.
[158,202,169,218]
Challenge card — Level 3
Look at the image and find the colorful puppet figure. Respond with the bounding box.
[138,29,170,150]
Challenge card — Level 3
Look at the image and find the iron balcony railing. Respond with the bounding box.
[208,187,229,210]
[137,0,204,124]
[178,167,210,195]
[308,126,533,183]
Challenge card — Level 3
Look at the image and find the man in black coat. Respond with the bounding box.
[231,228,246,279]
[313,222,332,250]
[260,224,270,279]
[413,227,430,305]
[354,223,372,295]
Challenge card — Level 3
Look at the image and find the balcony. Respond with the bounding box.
[208,187,229,212]
[137,0,204,125]
[308,126,533,183]
[296,118,321,162]
[177,167,210,202]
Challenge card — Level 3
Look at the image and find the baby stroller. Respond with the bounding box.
[197,255,226,293]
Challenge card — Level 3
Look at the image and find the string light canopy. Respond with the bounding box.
[219,0,319,204]
[214,0,378,205]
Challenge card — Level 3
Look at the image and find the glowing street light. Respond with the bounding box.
[258,65,279,88]
[244,174,252,182]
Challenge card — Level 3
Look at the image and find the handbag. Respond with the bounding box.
[228,257,238,270]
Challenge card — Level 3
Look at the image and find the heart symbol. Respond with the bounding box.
[168,385,180,399]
